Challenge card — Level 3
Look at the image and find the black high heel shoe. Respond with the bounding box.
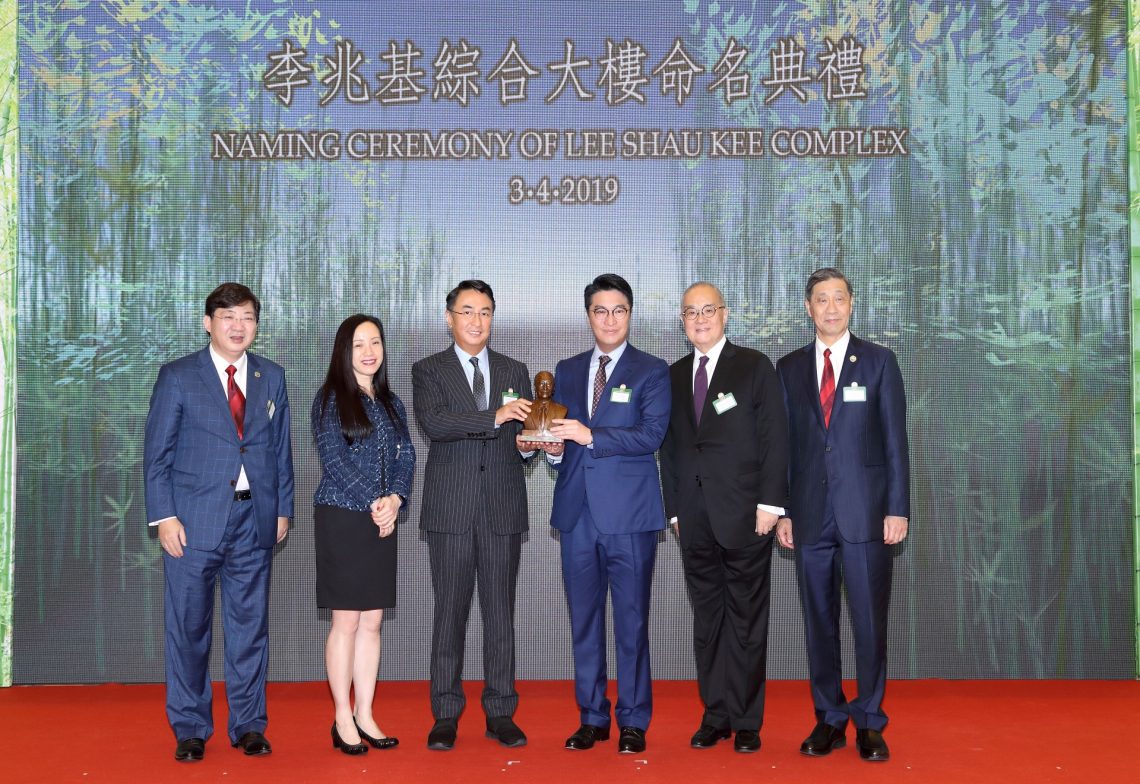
[332,722,368,755]
[354,719,399,749]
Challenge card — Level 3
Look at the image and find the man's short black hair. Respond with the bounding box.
[583,273,633,310]
[804,267,853,300]
[205,282,260,321]
[446,279,496,311]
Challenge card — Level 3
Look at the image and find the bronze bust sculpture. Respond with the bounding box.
[520,371,567,441]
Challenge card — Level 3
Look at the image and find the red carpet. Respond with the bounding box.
[1,680,1137,783]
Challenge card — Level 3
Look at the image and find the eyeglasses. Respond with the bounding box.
[214,313,257,325]
[590,305,630,320]
[448,308,494,320]
[680,305,725,321]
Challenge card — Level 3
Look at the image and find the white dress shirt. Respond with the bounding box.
[815,330,850,389]
[208,346,250,494]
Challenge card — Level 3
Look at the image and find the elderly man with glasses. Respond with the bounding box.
[659,281,788,754]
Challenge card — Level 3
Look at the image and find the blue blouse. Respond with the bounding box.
[312,388,415,512]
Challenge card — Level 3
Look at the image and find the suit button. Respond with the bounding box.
[240,447,247,454]
[696,446,703,453]
[230,480,236,487]
[480,466,486,472]
[825,446,832,453]
[821,479,827,486]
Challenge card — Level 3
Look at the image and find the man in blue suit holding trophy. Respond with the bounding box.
[776,268,909,763]
[145,282,294,762]
[543,273,671,755]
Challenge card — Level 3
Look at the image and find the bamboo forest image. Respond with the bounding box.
[12,0,1135,684]
[1,0,15,687]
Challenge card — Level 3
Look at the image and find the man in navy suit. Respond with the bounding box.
[145,283,294,762]
[545,273,671,754]
[775,268,909,762]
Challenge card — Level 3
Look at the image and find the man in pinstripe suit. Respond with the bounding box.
[412,280,534,751]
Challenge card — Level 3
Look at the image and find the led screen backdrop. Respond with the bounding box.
[14,1,1133,683]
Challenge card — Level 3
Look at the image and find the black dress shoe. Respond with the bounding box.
[174,737,205,762]
[232,731,272,756]
[565,723,610,750]
[486,716,527,747]
[354,719,399,749]
[690,724,731,748]
[618,726,646,754]
[427,718,457,751]
[734,729,761,753]
[800,721,846,756]
[856,729,890,761]
[332,723,368,755]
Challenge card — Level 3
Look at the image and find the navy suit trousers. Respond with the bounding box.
[559,505,657,730]
[794,505,892,732]
[163,498,272,743]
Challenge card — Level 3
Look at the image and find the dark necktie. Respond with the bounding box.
[470,356,487,410]
[590,355,611,418]
[693,354,709,425]
[820,348,835,428]
[226,364,245,439]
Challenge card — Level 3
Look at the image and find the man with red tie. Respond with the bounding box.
[775,268,910,762]
[145,283,294,762]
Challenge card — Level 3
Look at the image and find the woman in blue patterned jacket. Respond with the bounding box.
[312,314,415,755]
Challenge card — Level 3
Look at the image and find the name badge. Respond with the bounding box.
[501,388,520,405]
[712,392,738,414]
[610,384,632,404]
[843,383,867,403]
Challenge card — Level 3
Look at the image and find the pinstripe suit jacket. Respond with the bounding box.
[144,347,295,550]
[412,346,532,535]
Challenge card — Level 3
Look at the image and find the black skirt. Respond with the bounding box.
[314,505,397,610]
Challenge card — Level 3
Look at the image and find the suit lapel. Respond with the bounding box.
[677,352,697,431]
[596,346,637,423]
[829,335,861,427]
[441,347,477,410]
[700,341,736,431]
[245,354,267,439]
[799,342,826,432]
[196,348,239,442]
[488,350,511,405]
[558,352,588,420]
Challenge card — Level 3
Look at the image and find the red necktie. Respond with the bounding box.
[820,348,835,428]
[591,355,610,419]
[226,365,245,439]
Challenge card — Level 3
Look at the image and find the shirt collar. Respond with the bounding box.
[209,345,247,374]
[816,330,850,360]
[592,341,628,366]
[453,343,490,369]
[695,335,727,363]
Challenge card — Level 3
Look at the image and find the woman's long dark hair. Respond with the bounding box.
[318,314,398,441]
